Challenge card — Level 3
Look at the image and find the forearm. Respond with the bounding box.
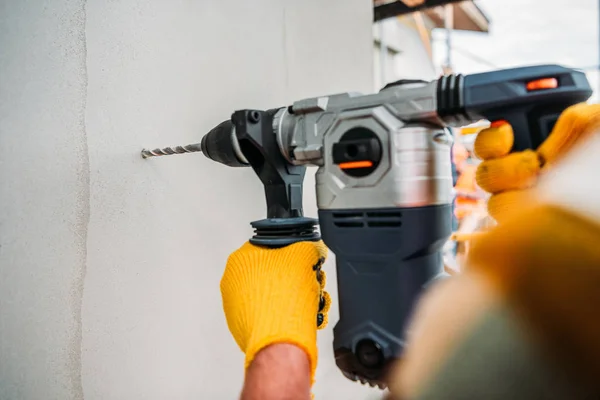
[241,343,312,400]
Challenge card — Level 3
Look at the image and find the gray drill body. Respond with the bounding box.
[273,80,459,210]
[265,80,462,386]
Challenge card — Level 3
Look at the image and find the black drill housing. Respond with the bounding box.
[228,109,320,247]
[437,64,592,151]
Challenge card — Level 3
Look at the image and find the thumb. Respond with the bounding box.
[473,121,514,161]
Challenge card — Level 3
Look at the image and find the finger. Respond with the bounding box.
[476,150,541,194]
[317,269,326,290]
[537,103,600,166]
[319,290,331,314]
[487,190,533,223]
[314,240,329,260]
[317,291,331,330]
[473,122,514,160]
[317,312,328,330]
[450,232,486,242]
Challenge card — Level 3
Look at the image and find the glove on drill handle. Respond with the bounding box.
[318,205,452,387]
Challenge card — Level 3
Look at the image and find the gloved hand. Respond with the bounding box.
[473,103,600,222]
[387,131,600,399]
[466,131,600,393]
[220,240,330,384]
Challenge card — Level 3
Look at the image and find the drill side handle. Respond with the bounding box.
[231,109,321,247]
[318,204,452,385]
[232,109,306,219]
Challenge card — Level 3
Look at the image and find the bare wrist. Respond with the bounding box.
[241,343,312,400]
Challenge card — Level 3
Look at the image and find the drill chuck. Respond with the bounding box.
[200,120,249,167]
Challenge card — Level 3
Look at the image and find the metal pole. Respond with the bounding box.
[444,4,454,73]
[379,21,387,86]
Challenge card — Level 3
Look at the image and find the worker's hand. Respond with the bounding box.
[389,207,600,399]
[387,131,600,399]
[474,103,600,222]
[220,240,330,385]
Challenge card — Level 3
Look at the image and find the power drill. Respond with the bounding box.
[142,64,592,387]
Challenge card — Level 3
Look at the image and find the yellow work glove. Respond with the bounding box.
[220,240,331,385]
[468,205,600,390]
[466,116,600,391]
[474,103,600,222]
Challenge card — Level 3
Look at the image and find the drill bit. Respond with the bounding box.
[140,143,202,159]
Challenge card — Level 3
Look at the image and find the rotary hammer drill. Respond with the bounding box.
[143,64,592,387]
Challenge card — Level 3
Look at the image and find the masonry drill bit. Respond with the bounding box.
[140,143,202,159]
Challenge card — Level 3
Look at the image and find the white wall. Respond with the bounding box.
[0,1,381,399]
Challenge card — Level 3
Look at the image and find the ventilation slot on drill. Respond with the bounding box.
[333,213,364,228]
[366,211,402,228]
[332,211,402,229]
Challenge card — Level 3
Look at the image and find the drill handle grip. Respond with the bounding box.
[460,64,593,152]
[476,104,574,152]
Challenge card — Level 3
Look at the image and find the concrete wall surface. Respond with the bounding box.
[0,0,380,399]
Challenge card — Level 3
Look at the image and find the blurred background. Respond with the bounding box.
[374,0,598,98]
[0,1,597,399]
[371,0,599,273]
